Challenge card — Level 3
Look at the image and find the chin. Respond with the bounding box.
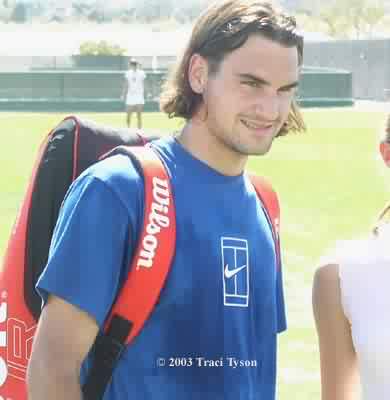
[250,139,274,155]
[252,147,273,156]
[252,141,275,156]
[234,143,273,157]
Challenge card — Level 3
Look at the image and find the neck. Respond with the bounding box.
[176,118,248,177]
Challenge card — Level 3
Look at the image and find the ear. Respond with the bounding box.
[188,54,208,94]
[380,141,390,167]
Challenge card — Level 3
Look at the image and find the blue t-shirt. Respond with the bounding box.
[37,137,286,400]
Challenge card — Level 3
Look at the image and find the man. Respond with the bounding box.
[122,58,146,128]
[27,1,305,399]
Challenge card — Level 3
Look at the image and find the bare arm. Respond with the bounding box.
[27,295,99,400]
[312,264,360,400]
[122,76,128,100]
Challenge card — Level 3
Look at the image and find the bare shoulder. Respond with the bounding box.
[312,263,343,312]
[313,263,340,291]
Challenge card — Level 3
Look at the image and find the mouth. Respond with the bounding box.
[240,119,274,136]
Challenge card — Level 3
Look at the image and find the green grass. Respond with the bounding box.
[0,108,388,399]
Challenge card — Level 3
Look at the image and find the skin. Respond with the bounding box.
[312,264,360,400]
[122,63,144,129]
[178,34,299,176]
[126,104,144,130]
[27,296,99,400]
[312,140,390,399]
[27,33,300,400]
[380,140,390,166]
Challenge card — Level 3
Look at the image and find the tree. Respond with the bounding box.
[294,12,327,37]
[346,0,365,38]
[364,4,385,38]
[78,40,126,56]
[319,4,350,38]
[318,0,386,39]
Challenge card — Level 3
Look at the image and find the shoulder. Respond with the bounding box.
[314,238,370,297]
[312,262,351,327]
[84,152,141,183]
[313,262,340,304]
[58,153,143,226]
[76,153,144,214]
[314,236,377,321]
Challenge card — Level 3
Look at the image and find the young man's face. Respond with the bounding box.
[198,34,299,157]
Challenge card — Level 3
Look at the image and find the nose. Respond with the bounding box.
[253,92,280,121]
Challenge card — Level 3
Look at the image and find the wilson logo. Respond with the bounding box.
[0,294,37,398]
[7,318,36,380]
[137,177,170,269]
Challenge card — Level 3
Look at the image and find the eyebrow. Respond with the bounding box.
[237,73,299,91]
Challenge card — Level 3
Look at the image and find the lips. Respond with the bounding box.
[240,119,274,134]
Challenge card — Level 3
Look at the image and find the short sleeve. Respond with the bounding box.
[36,174,132,328]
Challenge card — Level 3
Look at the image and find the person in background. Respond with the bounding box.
[313,113,390,400]
[122,58,146,129]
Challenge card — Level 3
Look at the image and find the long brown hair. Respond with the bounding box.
[160,0,305,136]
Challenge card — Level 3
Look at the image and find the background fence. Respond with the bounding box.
[1,38,390,101]
[302,39,390,100]
[0,57,354,111]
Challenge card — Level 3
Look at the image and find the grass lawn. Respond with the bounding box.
[0,107,388,399]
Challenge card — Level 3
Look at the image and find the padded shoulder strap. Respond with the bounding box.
[82,145,176,400]
[105,145,176,343]
[249,175,281,270]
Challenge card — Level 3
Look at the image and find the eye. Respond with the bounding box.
[242,81,261,88]
[278,86,297,96]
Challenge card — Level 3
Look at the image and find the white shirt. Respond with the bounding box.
[125,69,146,98]
[322,230,390,399]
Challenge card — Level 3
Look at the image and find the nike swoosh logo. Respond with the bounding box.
[224,264,247,279]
